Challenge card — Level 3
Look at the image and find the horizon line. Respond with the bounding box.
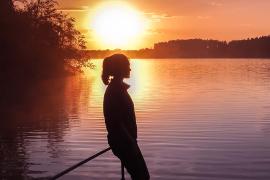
[86,34,270,51]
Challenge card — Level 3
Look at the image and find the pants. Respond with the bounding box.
[110,141,150,180]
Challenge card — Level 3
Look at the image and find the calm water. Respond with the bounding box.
[1,59,270,180]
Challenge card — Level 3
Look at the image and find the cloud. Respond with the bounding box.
[143,12,182,23]
[145,28,161,35]
[197,16,211,19]
[58,6,89,12]
[79,29,91,34]
[209,2,223,7]
[239,23,252,27]
[145,12,180,18]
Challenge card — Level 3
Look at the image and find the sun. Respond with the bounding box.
[90,2,146,49]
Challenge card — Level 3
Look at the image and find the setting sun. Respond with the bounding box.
[90,2,147,49]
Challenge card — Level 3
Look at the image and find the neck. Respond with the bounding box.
[112,77,124,82]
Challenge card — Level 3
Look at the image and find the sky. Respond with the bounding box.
[57,0,270,49]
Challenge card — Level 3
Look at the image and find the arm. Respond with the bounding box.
[104,91,136,143]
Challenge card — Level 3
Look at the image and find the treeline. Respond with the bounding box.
[154,36,270,58]
[0,0,91,83]
[86,36,270,58]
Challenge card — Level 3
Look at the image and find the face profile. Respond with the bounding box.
[123,63,131,78]
[102,54,131,85]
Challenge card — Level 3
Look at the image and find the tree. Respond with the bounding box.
[0,0,92,83]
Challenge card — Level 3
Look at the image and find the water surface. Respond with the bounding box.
[1,59,270,179]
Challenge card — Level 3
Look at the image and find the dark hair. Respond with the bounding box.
[102,54,130,85]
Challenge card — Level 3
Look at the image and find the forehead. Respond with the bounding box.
[122,59,130,66]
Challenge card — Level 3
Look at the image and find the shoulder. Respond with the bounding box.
[104,84,123,101]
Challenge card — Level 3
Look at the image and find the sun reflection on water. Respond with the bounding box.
[84,59,155,107]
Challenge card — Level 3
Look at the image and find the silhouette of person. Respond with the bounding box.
[102,54,150,180]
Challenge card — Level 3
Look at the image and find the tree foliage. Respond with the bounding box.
[0,0,92,82]
[153,36,270,58]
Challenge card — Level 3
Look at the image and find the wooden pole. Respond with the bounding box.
[51,147,111,180]
[121,161,125,180]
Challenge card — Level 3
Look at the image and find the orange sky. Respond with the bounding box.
[58,0,270,50]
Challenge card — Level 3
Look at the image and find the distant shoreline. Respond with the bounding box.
[87,56,270,60]
[85,36,270,59]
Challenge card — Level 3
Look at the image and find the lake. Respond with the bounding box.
[1,59,270,180]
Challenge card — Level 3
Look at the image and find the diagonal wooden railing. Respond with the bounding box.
[50,147,125,180]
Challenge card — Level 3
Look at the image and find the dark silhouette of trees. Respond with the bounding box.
[153,37,270,58]
[85,36,270,59]
[154,39,227,58]
[0,0,91,84]
[227,36,270,58]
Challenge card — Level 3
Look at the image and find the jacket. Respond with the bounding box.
[103,80,137,145]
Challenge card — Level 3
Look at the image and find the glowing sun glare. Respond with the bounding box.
[90,3,146,49]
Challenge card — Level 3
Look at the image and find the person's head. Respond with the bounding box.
[102,54,131,85]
